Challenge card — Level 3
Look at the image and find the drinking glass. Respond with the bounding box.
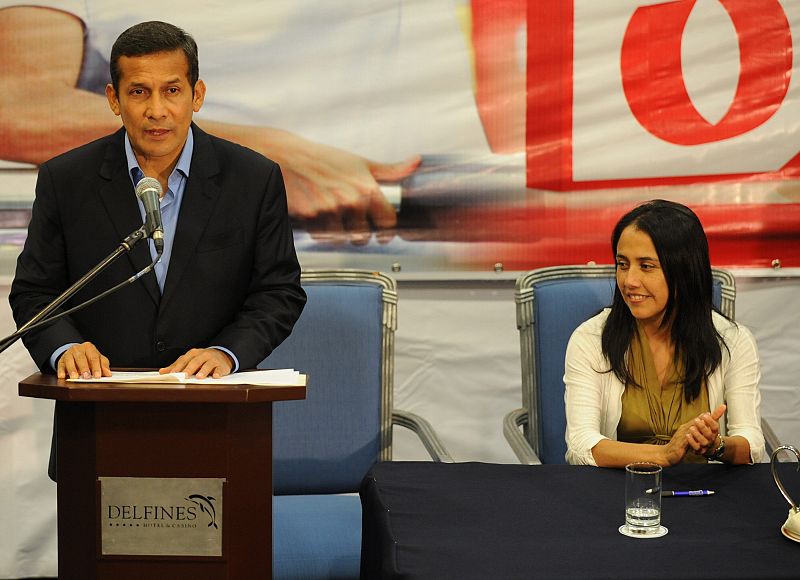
[619,462,667,538]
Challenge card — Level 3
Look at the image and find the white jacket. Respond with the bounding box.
[564,309,764,465]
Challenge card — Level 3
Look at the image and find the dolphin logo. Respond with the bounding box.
[186,494,219,529]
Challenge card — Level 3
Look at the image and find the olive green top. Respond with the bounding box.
[618,324,709,464]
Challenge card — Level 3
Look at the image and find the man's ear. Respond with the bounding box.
[192,79,206,113]
[105,84,121,116]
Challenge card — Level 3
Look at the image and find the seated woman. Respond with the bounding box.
[564,200,764,467]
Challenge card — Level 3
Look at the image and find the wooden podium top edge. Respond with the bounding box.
[18,372,307,404]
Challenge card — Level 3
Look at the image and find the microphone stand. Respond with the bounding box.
[0,226,153,356]
[10,254,161,339]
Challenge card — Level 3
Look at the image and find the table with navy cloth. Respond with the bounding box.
[360,461,799,579]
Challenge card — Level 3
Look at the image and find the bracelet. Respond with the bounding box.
[704,435,726,461]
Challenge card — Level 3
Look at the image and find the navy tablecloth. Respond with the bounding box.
[360,462,799,580]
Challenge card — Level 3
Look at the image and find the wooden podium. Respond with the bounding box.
[19,372,306,580]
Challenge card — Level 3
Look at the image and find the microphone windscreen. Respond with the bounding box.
[135,177,163,200]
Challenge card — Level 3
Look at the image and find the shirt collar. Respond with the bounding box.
[124,127,194,187]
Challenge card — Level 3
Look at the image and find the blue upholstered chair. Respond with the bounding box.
[502,264,779,465]
[259,269,453,579]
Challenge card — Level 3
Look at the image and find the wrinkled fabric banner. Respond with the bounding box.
[0,0,797,272]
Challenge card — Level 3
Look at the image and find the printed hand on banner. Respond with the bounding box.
[273,131,421,245]
[205,124,421,245]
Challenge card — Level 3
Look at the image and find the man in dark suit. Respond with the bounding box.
[9,21,306,381]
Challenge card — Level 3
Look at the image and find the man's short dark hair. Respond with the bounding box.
[110,21,199,92]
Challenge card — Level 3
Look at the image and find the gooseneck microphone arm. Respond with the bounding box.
[9,251,162,340]
[0,226,150,356]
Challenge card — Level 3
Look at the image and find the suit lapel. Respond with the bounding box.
[160,125,222,313]
[98,128,161,306]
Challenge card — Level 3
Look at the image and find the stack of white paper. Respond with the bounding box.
[67,369,305,386]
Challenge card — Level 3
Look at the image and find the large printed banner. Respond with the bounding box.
[0,0,798,274]
[530,0,799,189]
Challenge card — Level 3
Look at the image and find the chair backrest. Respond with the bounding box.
[515,265,735,464]
[259,270,397,494]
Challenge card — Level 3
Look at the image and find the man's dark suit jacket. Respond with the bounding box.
[9,123,306,372]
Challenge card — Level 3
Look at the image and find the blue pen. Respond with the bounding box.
[661,490,715,497]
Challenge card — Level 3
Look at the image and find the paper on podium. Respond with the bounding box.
[67,369,306,386]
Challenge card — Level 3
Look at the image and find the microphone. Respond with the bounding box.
[135,177,164,254]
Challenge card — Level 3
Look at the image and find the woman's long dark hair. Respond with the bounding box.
[601,200,725,401]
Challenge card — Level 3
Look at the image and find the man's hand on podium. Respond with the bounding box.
[57,342,112,380]
[159,348,234,380]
